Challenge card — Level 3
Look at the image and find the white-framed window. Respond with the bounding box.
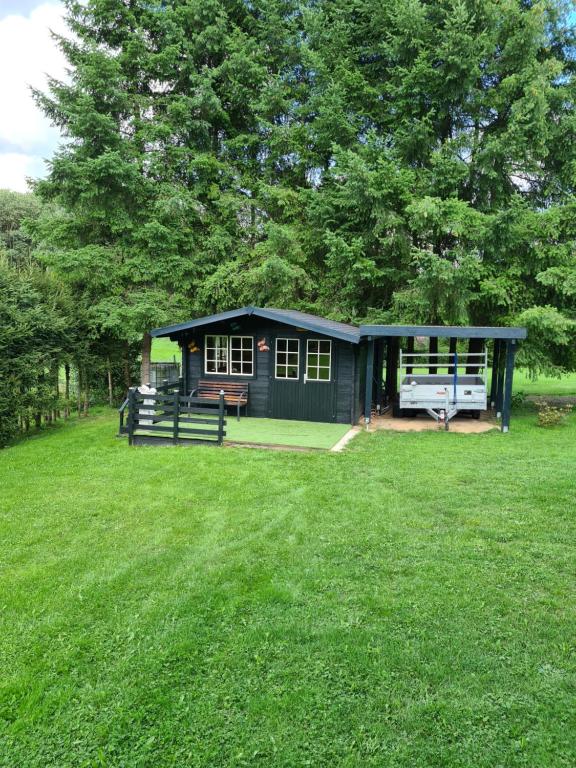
[204,335,253,376]
[205,335,229,374]
[306,339,331,381]
[230,336,253,376]
[275,338,300,379]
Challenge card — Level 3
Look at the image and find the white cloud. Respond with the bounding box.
[0,2,67,192]
[0,152,49,193]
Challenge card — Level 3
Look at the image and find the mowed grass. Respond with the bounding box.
[512,368,576,396]
[152,337,180,362]
[1,409,575,767]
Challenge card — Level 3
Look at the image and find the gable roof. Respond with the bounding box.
[151,306,362,344]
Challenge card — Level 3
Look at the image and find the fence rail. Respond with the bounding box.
[126,389,226,446]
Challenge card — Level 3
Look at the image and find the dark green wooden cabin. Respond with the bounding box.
[151,308,527,430]
[151,307,363,424]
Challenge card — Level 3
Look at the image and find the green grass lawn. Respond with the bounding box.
[152,337,180,362]
[512,368,576,396]
[1,409,575,766]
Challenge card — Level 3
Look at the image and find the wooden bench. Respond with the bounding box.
[191,380,249,421]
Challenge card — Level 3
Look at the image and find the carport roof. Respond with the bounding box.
[359,325,527,340]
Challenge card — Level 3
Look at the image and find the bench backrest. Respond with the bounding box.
[197,379,248,396]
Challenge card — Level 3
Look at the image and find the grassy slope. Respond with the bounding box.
[1,410,575,767]
[152,337,180,362]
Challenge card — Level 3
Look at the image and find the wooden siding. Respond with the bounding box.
[179,316,356,423]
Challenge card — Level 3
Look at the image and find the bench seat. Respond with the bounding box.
[192,380,249,421]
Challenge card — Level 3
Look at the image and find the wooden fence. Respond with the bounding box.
[119,378,181,435]
[125,388,226,446]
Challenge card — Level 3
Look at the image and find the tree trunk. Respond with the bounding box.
[123,345,132,391]
[107,358,114,407]
[82,364,89,416]
[64,363,70,418]
[140,331,152,386]
[466,338,485,374]
[77,365,83,416]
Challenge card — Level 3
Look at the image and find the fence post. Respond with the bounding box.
[218,390,225,445]
[127,387,136,445]
[173,389,180,444]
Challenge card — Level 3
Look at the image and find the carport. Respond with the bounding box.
[359,325,527,432]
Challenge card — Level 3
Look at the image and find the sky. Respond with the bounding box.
[0,1,67,193]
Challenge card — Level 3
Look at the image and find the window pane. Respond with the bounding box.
[318,368,330,380]
[287,339,299,352]
[287,353,298,366]
[319,340,330,354]
[318,354,330,367]
[206,360,216,372]
[242,350,252,362]
[277,339,287,352]
[276,365,287,378]
[287,365,298,378]
[308,340,319,353]
[243,362,253,375]
[231,362,241,374]
[307,354,315,367]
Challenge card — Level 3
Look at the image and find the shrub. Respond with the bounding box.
[511,390,527,409]
[535,401,573,428]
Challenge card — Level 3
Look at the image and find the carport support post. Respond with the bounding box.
[501,340,517,433]
[490,339,501,408]
[375,339,384,410]
[365,337,374,424]
[495,343,505,418]
[429,337,438,374]
[385,338,399,404]
[406,336,414,375]
[448,337,457,374]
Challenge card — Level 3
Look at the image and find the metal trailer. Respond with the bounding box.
[398,348,488,429]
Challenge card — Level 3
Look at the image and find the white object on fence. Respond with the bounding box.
[137,384,157,426]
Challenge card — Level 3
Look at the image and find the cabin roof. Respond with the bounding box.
[151,306,362,343]
[151,307,526,343]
